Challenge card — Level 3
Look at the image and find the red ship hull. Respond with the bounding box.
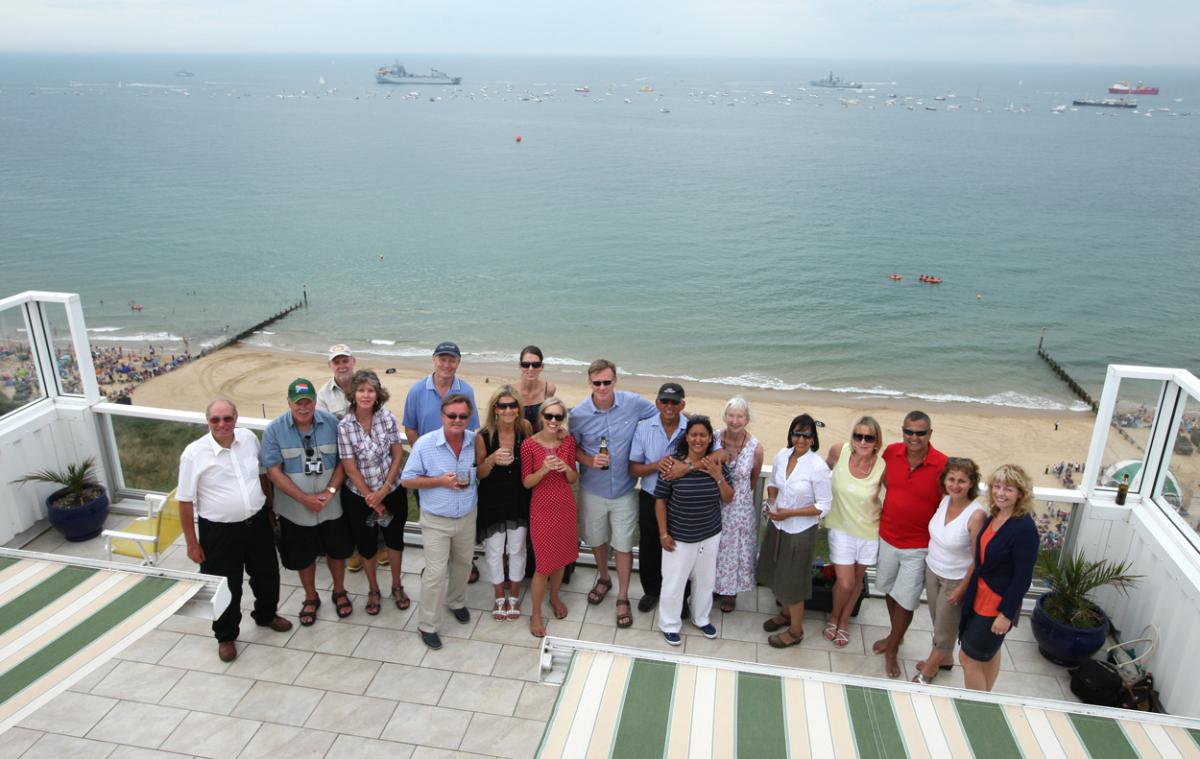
[1109,83,1159,95]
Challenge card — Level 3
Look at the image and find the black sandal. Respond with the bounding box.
[365,590,381,616]
[332,590,353,618]
[299,597,320,627]
[392,584,410,610]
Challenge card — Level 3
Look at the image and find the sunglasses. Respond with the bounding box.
[902,428,930,437]
[852,433,877,443]
[658,399,682,406]
[542,412,565,421]
[444,413,470,421]
[495,401,519,410]
[520,361,543,369]
[208,415,235,424]
[791,430,814,439]
[591,379,614,387]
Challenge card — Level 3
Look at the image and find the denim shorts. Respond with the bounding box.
[959,611,1006,662]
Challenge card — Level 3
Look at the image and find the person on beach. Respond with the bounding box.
[822,416,886,648]
[912,458,987,684]
[655,415,733,645]
[958,464,1039,691]
[514,345,557,432]
[521,397,579,637]
[629,382,689,614]
[337,370,409,616]
[400,393,479,650]
[177,399,292,662]
[713,395,762,614]
[568,359,657,628]
[260,379,355,625]
[873,411,948,678]
[759,414,833,648]
[475,385,532,620]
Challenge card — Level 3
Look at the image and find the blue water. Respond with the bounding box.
[2,54,1198,409]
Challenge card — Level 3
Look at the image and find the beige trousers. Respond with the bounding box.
[418,508,477,633]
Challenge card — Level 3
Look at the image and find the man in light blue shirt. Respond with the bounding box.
[569,359,656,628]
[400,393,478,650]
[402,342,479,443]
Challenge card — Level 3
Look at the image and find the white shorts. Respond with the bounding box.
[828,529,879,566]
[874,539,928,612]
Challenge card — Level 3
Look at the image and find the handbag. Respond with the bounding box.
[1069,659,1123,707]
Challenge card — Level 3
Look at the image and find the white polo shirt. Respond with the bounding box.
[317,377,351,419]
[177,427,266,523]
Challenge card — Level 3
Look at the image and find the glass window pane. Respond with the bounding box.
[1032,493,1078,583]
[110,415,224,492]
[0,305,46,417]
[40,302,84,396]
[1098,378,1164,496]
[1163,394,1198,535]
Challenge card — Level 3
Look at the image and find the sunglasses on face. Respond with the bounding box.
[852,433,877,443]
[520,361,543,369]
[902,428,930,437]
[791,430,814,439]
[659,399,682,406]
[444,413,470,421]
[542,412,565,421]
[208,415,235,424]
[591,379,614,387]
[495,401,519,410]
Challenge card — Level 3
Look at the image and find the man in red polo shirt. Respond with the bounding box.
[872,411,947,679]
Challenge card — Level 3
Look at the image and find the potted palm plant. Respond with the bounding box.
[1030,551,1140,667]
[11,457,109,542]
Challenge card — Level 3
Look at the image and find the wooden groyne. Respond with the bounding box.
[1037,335,1099,413]
[200,300,305,356]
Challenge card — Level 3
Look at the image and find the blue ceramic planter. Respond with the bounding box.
[1030,593,1109,667]
[46,486,109,542]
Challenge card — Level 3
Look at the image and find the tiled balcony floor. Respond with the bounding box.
[6,515,1079,758]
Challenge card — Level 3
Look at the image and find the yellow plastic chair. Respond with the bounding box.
[103,489,184,565]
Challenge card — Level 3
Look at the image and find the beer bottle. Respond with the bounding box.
[599,436,609,470]
[1115,474,1130,505]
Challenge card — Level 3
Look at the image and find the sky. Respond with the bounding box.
[1,0,1196,67]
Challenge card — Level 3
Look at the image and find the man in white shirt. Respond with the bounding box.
[177,399,292,663]
[316,344,356,420]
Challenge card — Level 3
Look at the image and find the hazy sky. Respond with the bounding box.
[2,0,1196,67]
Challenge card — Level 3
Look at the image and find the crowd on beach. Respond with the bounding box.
[178,341,1042,693]
[93,345,194,403]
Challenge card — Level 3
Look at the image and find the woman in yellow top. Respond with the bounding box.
[822,416,886,648]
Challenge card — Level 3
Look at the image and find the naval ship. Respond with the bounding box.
[810,71,862,89]
[375,62,461,85]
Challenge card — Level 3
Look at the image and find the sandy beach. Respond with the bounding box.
[131,344,1098,491]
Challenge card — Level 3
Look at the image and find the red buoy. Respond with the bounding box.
[515,135,523,142]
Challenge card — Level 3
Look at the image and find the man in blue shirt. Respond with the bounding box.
[402,342,480,444]
[400,393,478,650]
[569,359,656,628]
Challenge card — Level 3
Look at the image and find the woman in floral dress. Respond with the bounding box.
[712,396,763,613]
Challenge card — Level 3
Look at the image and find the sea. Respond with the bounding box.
[2,54,1198,411]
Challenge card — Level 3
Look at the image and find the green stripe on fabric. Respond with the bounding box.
[736,672,786,758]
[1068,714,1138,759]
[0,557,18,572]
[1190,728,1200,750]
[611,659,675,758]
[0,566,98,636]
[845,685,907,759]
[0,576,173,704]
[954,701,1020,759]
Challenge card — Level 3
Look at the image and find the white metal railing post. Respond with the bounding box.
[65,293,101,403]
[1081,365,1122,499]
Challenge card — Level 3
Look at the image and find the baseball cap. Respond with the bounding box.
[657,382,685,402]
[288,378,317,402]
[327,344,354,361]
[433,341,461,358]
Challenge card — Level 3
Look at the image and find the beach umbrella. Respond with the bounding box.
[1102,460,1183,508]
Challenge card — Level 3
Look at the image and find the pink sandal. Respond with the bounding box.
[833,628,850,648]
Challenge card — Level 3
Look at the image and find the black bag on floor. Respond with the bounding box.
[1070,659,1123,707]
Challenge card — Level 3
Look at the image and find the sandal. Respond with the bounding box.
[469,562,480,584]
[506,597,522,620]
[493,598,508,621]
[366,590,381,616]
[768,630,804,648]
[299,597,320,627]
[762,615,790,633]
[391,585,410,610]
[615,598,633,628]
[917,659,953,672]
[833,628,850,648]
[823,621,838,641]
[719,595,736,614]
[331,590,353,618]
[587,576,613,605]
[912,672,933,685]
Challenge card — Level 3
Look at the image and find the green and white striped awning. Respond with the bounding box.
[537,639,1200,758]
[0,550,225,733]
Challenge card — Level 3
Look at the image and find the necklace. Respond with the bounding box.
[849,452,875,478]
[723,429,746,457]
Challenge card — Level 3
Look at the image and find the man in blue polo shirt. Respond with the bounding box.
[402,342,479,444]
[400,393,479,650]
[569,359,656,628]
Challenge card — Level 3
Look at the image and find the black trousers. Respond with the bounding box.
[199,509,280,642]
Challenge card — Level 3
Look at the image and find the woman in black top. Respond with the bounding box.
[475,385,533,620]
[654,416,733,645]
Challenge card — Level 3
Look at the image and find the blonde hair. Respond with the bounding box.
[539,396,569,434]
[480,384,532,438]
[852,415,883,454]
[987,464,1035,518]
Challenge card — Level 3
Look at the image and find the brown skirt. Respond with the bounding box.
[756,523,817,605]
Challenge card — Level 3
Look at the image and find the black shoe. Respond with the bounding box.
[419,630,443,650]
[451,606,471,624]
[681,600,691,621]
[637,594,659,613]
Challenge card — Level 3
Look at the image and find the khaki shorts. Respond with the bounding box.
[579,490,637,553]
[875,539,927,612]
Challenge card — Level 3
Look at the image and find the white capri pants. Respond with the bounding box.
[482,526,527,584]
[658,532,721,635]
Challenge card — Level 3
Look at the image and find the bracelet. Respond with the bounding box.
[660,533,670,539]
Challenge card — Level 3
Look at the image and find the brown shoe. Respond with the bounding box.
[376,548,390,567]
[348,553,363,573]
[260,616,293,633]
[218,641,238,662]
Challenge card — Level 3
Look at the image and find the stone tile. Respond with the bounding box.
[410,748,492,759]
[19,732,116,759]
[542,617,583,640]
[576,623,615,645]
[236,616,297,647]
[92,661,185,704]
[18,691,117,737]
[490,645,542,683]
[902,658,966,688]
[991,670,1076,700]
[327,734,417,759]
[108,747,193,759]
[403,607,480,640]
[117,630,183,664]
[304,692,398,739]
[857,624,943,662]
[285,618,367,655]
[161,633,232,675]
[682,636,758,664]
[365,662,451,705]
[67,659,118,694]
[159,670,255,715]
[362,596,418,630]
[1005,639,1071,677]
[515,682,560,721]
[237,723,337,759]
[0,727,42,759]
[420,637,502,676]
[830,651,913,681]
[224,642,312,684]
[379,703,471,749]
[458,712,547,759]
[157,614,213,637]
[470,614,542,648]
[352,626,429,665]
[714,610,775,644]
[756,645,832,672]
[159,710,261,758]
[293,652,381,695]
[438,672,522,716]
[231,680,325,727]
[613,626,678,653]
[87,701,188,749]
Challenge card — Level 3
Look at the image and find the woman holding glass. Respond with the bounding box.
[337,370,408,615]
[520,397,578,637]
[758,414,833,648]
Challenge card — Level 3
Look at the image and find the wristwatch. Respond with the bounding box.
[326,486,336,495]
